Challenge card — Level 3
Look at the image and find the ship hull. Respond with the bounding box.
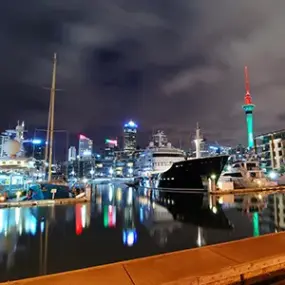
[25,183,74,200]
[158,155,229,191]
[40,183,73,199]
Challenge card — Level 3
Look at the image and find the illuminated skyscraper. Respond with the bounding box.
[123,121,137,151]
[242,66,255,149]
[104,138,118,159]
[32,140,45,160]
[23,139,45,160]
[68,146,77,161]
[0,135,9,157]
[255,130,285,171]
[105,139,118,149]
[78,134,93,159]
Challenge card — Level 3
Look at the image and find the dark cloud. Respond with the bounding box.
[0,0,284,149]
[277,114,285,122]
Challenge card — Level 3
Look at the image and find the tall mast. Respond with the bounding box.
[44,100,51,163]
[48,53,57,182]
[194,122,202,158]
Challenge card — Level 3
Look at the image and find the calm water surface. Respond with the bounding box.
[0,184,281,281]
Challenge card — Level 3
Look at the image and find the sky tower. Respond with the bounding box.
[242,66,255,149]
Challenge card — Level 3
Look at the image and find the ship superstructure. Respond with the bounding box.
[135,130,185,177]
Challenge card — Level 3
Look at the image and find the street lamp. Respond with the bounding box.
[210,174,216,180]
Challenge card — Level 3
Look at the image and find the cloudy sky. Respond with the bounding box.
[1,0,285,148]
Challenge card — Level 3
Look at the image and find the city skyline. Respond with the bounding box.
[0,116,280,158]
[0,1,285,148]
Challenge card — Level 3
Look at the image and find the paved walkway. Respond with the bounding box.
[3,232,285,285]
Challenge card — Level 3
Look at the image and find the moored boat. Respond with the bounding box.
[158,155,229,191]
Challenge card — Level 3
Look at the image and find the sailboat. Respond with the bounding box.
[26,54,75,200]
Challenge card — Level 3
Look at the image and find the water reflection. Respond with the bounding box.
[214,192,283,236]
[266,193,285,232]
[96,186,137,246]
[138,188,233,248]
[75,204,90,235]
[0,203,91,280]
[0,184,285,282]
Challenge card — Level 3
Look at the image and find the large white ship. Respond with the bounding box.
[134,130,185,178]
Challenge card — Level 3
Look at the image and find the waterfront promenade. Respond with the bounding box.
[3,232,285,285]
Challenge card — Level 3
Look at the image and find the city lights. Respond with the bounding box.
[269,171,278,180]
[32,139,42,144]
[105,139,118,146]
[124,120,138,128]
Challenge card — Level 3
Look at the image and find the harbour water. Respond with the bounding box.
[0,183,282,282]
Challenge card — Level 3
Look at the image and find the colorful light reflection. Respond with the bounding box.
[75,204,89,235]
[0,208,37,236]
[123,229,137,247]
[253,212,259,237]
[103,205,116,228]
[75,204,83,235]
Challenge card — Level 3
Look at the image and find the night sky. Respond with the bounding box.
[1,1,285,150]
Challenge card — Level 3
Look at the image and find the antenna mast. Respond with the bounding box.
[194,122,202,158]
[244,66,252,105]
[47,53,57,182]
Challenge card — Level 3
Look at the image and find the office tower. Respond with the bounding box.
[78,134,93,159]
[68,146,77,161]
[123,121,137,151]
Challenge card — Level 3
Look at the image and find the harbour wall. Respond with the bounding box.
[2,232,285,284]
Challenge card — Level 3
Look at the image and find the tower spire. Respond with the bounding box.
[244,66,252,105]
[242,65,255,150]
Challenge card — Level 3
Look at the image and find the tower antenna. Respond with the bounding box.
[242,65,255,149]
[244,66,252,105]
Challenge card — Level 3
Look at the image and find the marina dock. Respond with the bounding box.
[3,232,285,284]
[0,197,88,208]
[211,185,285,195]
